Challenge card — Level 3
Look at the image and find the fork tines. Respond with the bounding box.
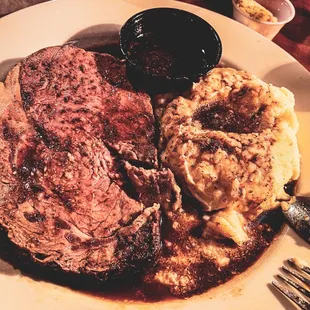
[288,258,310,276]
[277,273,310,298]
[272,258,310,310]
[282,266,310,287]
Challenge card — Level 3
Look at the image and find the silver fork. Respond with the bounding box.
[272,258,310,310]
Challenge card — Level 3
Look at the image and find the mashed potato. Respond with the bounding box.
[160,68,300,244]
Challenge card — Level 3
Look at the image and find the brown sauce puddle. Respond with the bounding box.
[0,198,285,302]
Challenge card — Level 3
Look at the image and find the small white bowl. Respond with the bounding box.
[232,0,295,39]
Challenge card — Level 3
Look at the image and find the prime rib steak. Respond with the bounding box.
[0,45,180,279]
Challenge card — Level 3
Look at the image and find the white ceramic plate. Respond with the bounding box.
[0,0,309,309]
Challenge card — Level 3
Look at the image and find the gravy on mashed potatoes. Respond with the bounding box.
[159,68,300,245]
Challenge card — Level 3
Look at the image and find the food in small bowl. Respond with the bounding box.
[232,0,296,39]
[234,0,278,22]
[120,8,222,93]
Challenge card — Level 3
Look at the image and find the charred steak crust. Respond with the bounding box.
[0,45,179,279]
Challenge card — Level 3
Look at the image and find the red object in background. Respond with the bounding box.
[273,0,310,71]
[178,0,310,72]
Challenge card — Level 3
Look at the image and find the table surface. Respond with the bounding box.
[0,0,309,71]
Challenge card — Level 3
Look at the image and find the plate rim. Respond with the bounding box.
[0,1,309,309]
